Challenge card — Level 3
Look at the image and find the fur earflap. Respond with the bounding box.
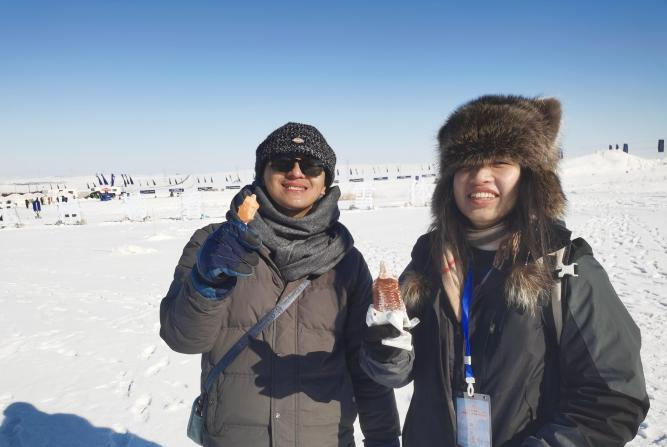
[400,271,431,317]
[504,260,554,315]
[527,169,567,223]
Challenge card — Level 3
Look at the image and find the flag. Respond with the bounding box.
[96,174,103,185]
[111,173,115,186]
[101,174,109,185]
[129,176,134,185]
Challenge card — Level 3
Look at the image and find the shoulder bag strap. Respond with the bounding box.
[203,279,311,393]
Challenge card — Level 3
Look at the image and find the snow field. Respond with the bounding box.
[0,151,665,446]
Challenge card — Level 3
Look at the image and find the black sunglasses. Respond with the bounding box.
[270,156,325,177]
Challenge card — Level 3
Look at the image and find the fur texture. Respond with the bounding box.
[505,260,553,314]
[400,271,431,317]
[438,95,562,176]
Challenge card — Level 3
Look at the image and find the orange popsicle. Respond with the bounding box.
[238,194,259,223]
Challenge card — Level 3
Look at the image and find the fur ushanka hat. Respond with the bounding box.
[436,94,565,220]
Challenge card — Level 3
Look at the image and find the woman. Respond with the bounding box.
[361,96,649,446]
[161,122,400,447]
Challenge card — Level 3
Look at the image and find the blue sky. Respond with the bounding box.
[1,0,665,178]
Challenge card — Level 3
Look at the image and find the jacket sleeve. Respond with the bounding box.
[522,253,650,446]
[159,224,232,354]
[345,251,401,441]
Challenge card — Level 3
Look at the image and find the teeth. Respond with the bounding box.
[286,186,305,191]
[470,192,496,199]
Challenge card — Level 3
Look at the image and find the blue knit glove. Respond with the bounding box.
[191,213,261,300]
[363,438,400,447]
[197,218,260,281]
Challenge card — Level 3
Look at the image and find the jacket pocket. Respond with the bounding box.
[208,373,272,434]
[299,370,357,428]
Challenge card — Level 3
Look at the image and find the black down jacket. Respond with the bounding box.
[361,226,649,446]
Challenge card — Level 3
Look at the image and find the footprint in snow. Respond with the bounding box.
[144,357,169,377]
[131,394,152,422]
[140,345,157,360]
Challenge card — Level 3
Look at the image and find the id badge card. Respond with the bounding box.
[456,392,492,447]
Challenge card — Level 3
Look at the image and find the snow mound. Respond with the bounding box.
[145,233,174,241]
[113,245,158,255]
[561,151,666,177]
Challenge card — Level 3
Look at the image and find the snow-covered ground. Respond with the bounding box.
[0,151,665,446]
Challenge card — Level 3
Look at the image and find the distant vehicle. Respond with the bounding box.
[89,186,123,200]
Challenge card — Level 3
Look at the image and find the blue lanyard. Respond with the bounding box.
[461,265,476,397]
[461,263,494,397]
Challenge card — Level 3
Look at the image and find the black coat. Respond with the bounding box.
[361,226,649,446]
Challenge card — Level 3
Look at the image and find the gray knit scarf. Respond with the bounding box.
[231,184,354,282]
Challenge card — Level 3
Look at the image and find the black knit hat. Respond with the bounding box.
[255,122,337,186]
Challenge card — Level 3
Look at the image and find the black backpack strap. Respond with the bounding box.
[549,237,591,345]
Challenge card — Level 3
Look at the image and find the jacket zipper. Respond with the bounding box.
[295,280,300,447]
[469,268,496,389]
[266,255,285,447]
[436,285,459,440]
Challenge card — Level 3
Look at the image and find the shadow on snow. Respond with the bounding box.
[0,402,163,447]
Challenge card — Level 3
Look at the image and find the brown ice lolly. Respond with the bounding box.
[237,194,259,224]
[372,261,404,312]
